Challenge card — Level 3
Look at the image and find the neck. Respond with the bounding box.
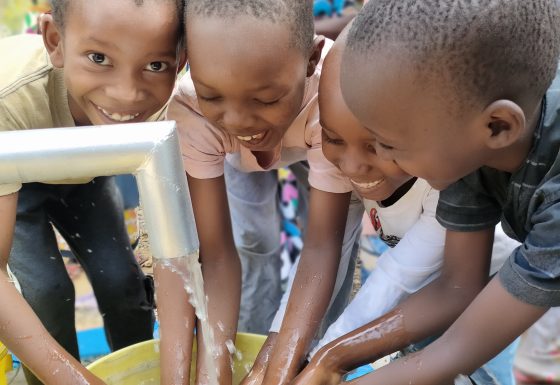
[379,177,417,207]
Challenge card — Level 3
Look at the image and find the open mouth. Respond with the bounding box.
[236,132,266,146]
[96,105,141,122]
[351,178,385,190]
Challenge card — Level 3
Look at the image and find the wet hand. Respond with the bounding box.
[240,359,267,385]
[291,362,342,385]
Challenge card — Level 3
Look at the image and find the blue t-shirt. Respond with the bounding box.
[436,74,560,307]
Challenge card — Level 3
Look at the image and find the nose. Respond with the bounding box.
[105,69,145,104]
[338,150,370,178]
[220,104,256,133]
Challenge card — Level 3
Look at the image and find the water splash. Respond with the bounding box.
[156,254,219,385]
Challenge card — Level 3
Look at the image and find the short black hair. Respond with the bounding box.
[50,0,185,35]
[185,0,314,54]
[346,0,560,110]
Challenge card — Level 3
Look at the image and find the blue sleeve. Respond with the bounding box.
[499,175,560,307]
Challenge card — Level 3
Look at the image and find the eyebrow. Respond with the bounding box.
[81,37,176,60]
[192,77,285,93]
[81,36,119,50]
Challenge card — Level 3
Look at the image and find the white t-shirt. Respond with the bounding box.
[312,178,518,355]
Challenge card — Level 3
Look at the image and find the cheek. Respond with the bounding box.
[321,145,340,166]
[151,78,176,104]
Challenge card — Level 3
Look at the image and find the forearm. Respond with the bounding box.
[0,273,104,385]
[264,189,352,384]
[155,260,197,385]
[0,192,17,271]
[198,250,241,384]
[313,269,485,373]
[266,249,339,382]
[351,278,547,385]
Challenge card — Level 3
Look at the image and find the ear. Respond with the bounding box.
[482,100,527,150]
[307,35,326,77]
[41,13,64,68]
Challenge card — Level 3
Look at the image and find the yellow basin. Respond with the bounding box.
[87,333,266,385]
[0,343,12,385]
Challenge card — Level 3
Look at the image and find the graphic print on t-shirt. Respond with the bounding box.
[369,207,400,248]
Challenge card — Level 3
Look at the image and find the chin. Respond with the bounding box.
[360,190,393,202]
[427,181,452,191]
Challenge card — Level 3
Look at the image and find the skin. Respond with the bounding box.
[325,43,547,384]
[0,194,106,385]
[43,0,185,127]
[319,41,412,203]
[280,36,492,385]
[244,29,407,385]
[184,14,353,385]
[0,1,184,383]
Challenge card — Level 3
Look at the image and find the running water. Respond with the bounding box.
[156,253,219,385]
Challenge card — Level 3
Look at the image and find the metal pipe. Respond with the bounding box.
[0,121,199,259]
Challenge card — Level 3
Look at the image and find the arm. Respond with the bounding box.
[259,188,352,385]
[157,175,240,385]
[0,193,106,385]
[351,278,546,385]
[189,175,241,385]
[314,188,445,352]
[355,186,560,385]
[295,228,494,385]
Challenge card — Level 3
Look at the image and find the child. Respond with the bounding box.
[0,0,186,383]
[166,0,364,383]
[300,1,560,384]
[294,33,519,385]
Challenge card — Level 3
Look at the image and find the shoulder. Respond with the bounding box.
[0,35,62,131]
[0,35,52,98]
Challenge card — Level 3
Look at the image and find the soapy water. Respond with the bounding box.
[156,254,220,385]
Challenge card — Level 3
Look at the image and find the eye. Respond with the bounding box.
[199,95,220,102]
[87,53,111,66]
[256,99,279,106]
[322,129,344,145]
[378,142,394,150]
[145,62,169,72]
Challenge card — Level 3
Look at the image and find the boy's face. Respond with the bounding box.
[44,0,184,126]
[340,51,489,191]
[187,16,317,152]
[320,47,411,201]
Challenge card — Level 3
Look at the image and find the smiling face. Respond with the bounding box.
[43,0,184,126]
[340,50,491,191]
[186,15,316,151]
[319,44,411,201]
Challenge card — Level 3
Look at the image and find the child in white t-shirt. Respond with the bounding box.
[302,33,519,385]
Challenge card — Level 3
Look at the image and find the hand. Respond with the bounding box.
[291,362,342,385]
[239,358,267,385]
[239,334,277,385]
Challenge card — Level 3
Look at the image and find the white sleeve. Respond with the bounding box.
[312,188,445,356]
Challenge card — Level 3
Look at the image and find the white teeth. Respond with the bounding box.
[237,133,264,142]
[352,179,383,189]
[97,106,140,122]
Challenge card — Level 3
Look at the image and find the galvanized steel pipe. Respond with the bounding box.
[0,121,199,259]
